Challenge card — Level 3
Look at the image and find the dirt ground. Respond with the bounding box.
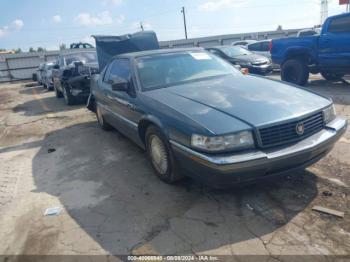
[0,74,349,261]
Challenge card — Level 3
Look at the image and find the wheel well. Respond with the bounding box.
[284,51,312,64]
[138,120,156,145]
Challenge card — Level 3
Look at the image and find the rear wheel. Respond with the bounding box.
[96,104,112,131]
[145,125,184,184]
[281,59,309,86]
[321,72,344,82]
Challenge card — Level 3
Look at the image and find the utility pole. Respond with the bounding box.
[181,6,188,39]
[320,0,328,25]
[140,21,144,31]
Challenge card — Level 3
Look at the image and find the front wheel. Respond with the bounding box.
[281,59,309,86]
[321,72,344,82]
[145,126,184,184]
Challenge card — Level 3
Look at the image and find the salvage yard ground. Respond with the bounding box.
[0,74,349,259]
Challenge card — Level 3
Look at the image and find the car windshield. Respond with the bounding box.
[136,51,240,90]
[65,52,97,65]
[219,46,252,58]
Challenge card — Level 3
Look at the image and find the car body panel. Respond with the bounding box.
[145,74,332,128]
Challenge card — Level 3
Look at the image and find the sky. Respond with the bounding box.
[0,0,348,51]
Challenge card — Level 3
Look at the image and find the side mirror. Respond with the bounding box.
[53,64,60,69]
[110,78,129,92]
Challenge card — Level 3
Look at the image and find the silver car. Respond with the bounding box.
[246,40,280,70]
[41,62,56,90]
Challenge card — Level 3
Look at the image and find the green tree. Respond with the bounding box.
[0,48,6,52]
[59,44,66,50]
[37,47,46,52]
[276,25,283,31]
[29,47,35,52]
[14,48,22,53]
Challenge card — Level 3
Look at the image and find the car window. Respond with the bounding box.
[233,41,246,46]
[59,57,65,67]
[260,42,270,51]
[298,30,317,37]
[207,49,222,57]
[64,52,97,65]
[247,42,261,51]
[328,16,350,33]
[137,51,240,91]
[219,46,252,57]
[105,59,131,83]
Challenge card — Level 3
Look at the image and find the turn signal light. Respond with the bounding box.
[241,68,249,75]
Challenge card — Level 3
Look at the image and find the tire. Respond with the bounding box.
[145,125,184,184]
[96,104,112,131]
[47,78,54,91]
[54,85,63,98]
[62,83,75,105]
[281,59,309,86]
[321,72,344,82]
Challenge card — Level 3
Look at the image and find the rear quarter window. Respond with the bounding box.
[248,43,261,51]
[328,16,350,33]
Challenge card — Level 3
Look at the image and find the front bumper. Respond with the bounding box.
[171,117,347,187]
[248,64,273,75]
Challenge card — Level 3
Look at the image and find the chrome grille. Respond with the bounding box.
[258,112,325,148]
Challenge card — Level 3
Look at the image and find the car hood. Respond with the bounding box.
[231,54,268,63]
[145,74,331,128]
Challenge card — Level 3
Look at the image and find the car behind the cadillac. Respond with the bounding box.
[88,48,347,187]
[53,51,98,105]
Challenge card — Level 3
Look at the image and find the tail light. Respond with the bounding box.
[268,41,273,52]
[241,68,249,75]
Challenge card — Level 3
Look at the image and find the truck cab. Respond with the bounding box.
[271,13,350,85]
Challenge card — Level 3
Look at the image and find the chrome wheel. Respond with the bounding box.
[149,135,168,175]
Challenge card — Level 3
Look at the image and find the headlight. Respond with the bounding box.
[239,62,251,67]
[323,104,336,124]
[191,131,255,152]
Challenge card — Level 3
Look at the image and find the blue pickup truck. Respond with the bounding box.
[271,13,350,86]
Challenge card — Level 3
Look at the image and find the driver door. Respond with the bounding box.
[103,58,140,140]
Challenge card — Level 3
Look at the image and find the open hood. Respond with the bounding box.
[92,31,160,71]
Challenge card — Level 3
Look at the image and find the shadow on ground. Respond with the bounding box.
[29,121,319,255]
[13,86,84,116]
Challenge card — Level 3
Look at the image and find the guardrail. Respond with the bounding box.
[0,28,301,83]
